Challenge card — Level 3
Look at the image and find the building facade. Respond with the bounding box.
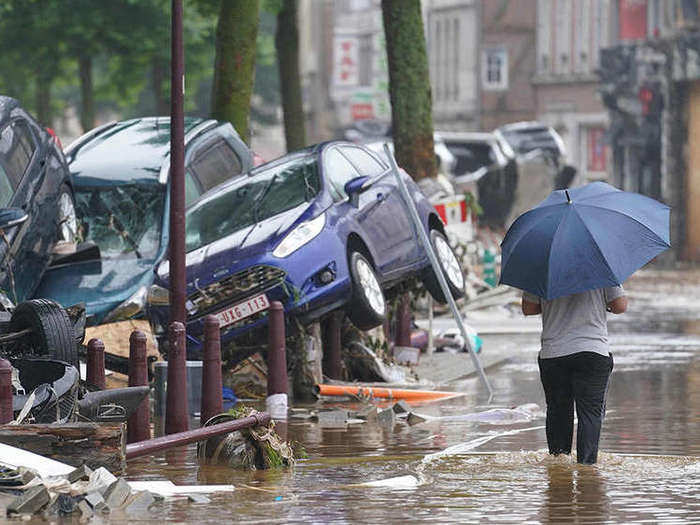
[425,0,480,131]
[479,0,537,131]
[533,0,617,185]
[599,0,700,261]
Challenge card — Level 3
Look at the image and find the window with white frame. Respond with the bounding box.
[429,12,462,102]
[537,0,612,77]
[482,47,508,90]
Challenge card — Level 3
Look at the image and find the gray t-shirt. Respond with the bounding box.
[523,286,625,359]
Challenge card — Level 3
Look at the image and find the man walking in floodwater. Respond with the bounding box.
[522,287,628,464]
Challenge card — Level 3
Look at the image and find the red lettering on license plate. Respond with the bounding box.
[215,294,270,328]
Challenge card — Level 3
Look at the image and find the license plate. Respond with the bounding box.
[215,293,270,328]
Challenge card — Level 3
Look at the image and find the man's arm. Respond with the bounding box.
[522,298,541,316]
[606,296,628,314]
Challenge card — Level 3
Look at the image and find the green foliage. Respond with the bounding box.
[0,0,273,132]
[463,191,483,216]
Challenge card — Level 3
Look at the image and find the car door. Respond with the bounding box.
[339,145,415,273]
[0,115,53,302]
[322,146,393,273]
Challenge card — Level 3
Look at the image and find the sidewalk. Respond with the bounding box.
[412,307,541,386]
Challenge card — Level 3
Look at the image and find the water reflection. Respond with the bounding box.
[541,463,610,523]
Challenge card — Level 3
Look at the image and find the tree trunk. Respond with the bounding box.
[35,75,52,127]
[78,55,95,132]
[275,0,306,152]
[211,0,260,145]
[381,0,436,180]
[152,57,169,115]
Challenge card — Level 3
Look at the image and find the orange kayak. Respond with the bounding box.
[315,384,463,402]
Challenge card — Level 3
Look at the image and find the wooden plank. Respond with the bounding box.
[85,319,161,361]
[0,423,126,474]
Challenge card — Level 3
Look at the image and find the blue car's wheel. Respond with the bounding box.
[347,252,386,331]
[422,229,465,304]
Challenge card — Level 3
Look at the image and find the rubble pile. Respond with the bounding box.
[0,464,156,520]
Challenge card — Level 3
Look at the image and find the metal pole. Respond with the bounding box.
[165,322,189,434]
[169,0,186,326]
[395,293,412,348]
[0,359,12,424]
[427,296,435,355]
[128,331,150,443]
[323,311,342,380]
[201,315,223,427]
[126,412,271,460]
[86,338,106,390]
[383,143,493,402]
[266,301,288,419]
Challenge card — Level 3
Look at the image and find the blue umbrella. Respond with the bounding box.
[499,182,670,300]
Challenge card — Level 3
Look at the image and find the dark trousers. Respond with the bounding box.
[538,351,613,464]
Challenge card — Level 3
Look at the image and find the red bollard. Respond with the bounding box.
[165,321,189,435]
[266,301,288,419]
[0,359,13,424]
[395,293,412,348]
[322,311,342,380]
[201,315,223,427]
[86,338,106,390]
[128,331,150,444]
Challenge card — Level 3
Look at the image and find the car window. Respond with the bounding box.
[500,127,559,156]
[340,146,386,177]
[75,183,166,260]
[0,120,35,188]
[0,164,14,207]
[324,147,359,201]
[185,156,319,252]
[189,139,243,192]
[185,170,201,207]
[444,141,494,175]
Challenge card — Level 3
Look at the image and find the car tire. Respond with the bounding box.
[347,251,386,331]
[422,229,465,304]
[10,299,78,367]
[57,184,77,244]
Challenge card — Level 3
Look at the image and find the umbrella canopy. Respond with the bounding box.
[499,182,670,300]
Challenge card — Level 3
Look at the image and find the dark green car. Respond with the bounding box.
[33,116,254,326]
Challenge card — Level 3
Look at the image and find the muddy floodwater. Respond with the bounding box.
[126,270,700,524]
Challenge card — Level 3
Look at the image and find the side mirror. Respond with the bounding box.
[344,176,370,196]
[344,176,370,207]
[0,208,28,230]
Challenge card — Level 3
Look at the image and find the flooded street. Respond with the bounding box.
[126,270,700,524]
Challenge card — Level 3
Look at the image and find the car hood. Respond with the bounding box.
[33,258,156,322]
[157,202,313,287]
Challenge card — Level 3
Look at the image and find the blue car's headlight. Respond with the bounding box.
[273,213,326,258]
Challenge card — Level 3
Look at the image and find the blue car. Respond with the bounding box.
[33,116,254,326]
[146,141,465,360]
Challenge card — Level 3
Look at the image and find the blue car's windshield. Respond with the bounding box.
[75,184,165,260]
[185,156,320,252]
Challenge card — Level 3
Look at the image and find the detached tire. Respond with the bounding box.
[422,229,465,304]
[347,252,386,331]
[10,299,78,367]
